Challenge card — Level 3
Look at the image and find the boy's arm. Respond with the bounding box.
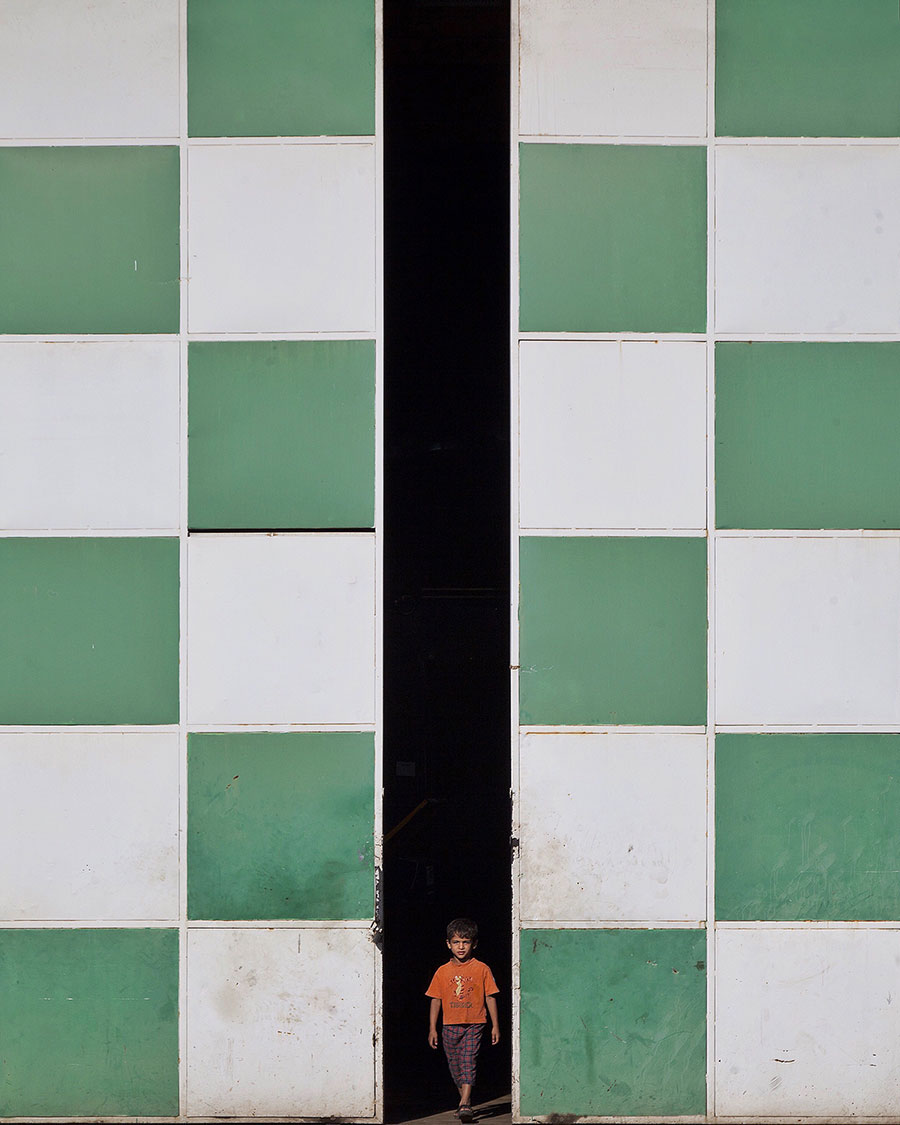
[428,997,441,1048]
[486,995,500,1045]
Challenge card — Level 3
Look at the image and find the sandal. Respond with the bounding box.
[458,1106,475,1122]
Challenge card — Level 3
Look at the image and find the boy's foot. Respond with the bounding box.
[458,1105,475,1122]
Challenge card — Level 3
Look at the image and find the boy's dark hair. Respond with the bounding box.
[447,917,478,942]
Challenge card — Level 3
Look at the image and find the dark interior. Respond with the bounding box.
[383,0,511,1117]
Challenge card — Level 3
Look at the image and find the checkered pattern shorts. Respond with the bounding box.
[442,1022,484,1087]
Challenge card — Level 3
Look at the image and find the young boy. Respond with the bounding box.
[426,918,500,1121]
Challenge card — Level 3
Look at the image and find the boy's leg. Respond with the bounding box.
[447,1024,484,1117]
[441,1024,483,1112]
[442,1025,464,1110]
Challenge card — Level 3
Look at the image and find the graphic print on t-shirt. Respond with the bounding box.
[450,973,475,1007]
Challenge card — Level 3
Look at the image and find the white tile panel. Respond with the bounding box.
[187,534,376,725]
[518,0,707,138]
[0,732,179,921]
[187,144,377,334]
[716,146,900,334]
[0,0,180,139]
[0,340,180,531]
[716,537,900,726]
[186,927,376,1117]
[519,732,707,921]
[518,340,707,530]
[716,928,900,1116]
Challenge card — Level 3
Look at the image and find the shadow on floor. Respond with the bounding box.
[386,1093,512,1125]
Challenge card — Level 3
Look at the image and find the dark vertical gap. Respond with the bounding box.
[383,2,511,1119]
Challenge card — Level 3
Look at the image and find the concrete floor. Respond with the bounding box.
[388,1093,512,1125]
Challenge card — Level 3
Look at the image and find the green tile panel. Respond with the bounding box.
[519,928,707,1117]
[0,928,179,1117]
[716,734,900,921]
[519,536,708,725]
[716,0,900,138]
[0,537,179,725]
[188,340,375,530]
[188,0,375,137]
[519,143,707,333]
[0,147,180,334]
[716,343,900,530]
[188,731,375,920]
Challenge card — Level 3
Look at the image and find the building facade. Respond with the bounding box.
[513,1,900,1120]
[0,0,382,1117]
[2,0,900,1120]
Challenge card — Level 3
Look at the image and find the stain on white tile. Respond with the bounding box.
[716,536,900,725]
[0,0,180,138]
[519,0,707,138]
[519,340,707,530]
[519,731,707,921]
[187,534,376,725]
[0,732,179,921]
[0,340,180,531]
[186,927,376,1117]
[188,144,376,334]
[716,146,900,334]
[717,928,900,1116]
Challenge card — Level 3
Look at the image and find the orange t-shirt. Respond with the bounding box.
[426,957,499,1025]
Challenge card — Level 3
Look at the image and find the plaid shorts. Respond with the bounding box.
[441,1022,484,1087]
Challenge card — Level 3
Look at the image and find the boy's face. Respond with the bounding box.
[447,933,476,963]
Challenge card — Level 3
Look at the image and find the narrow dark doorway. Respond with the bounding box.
[383,1,511,1119]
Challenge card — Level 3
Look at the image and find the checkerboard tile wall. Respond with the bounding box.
[0,1,380,1118]
[514,1,900,1119]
